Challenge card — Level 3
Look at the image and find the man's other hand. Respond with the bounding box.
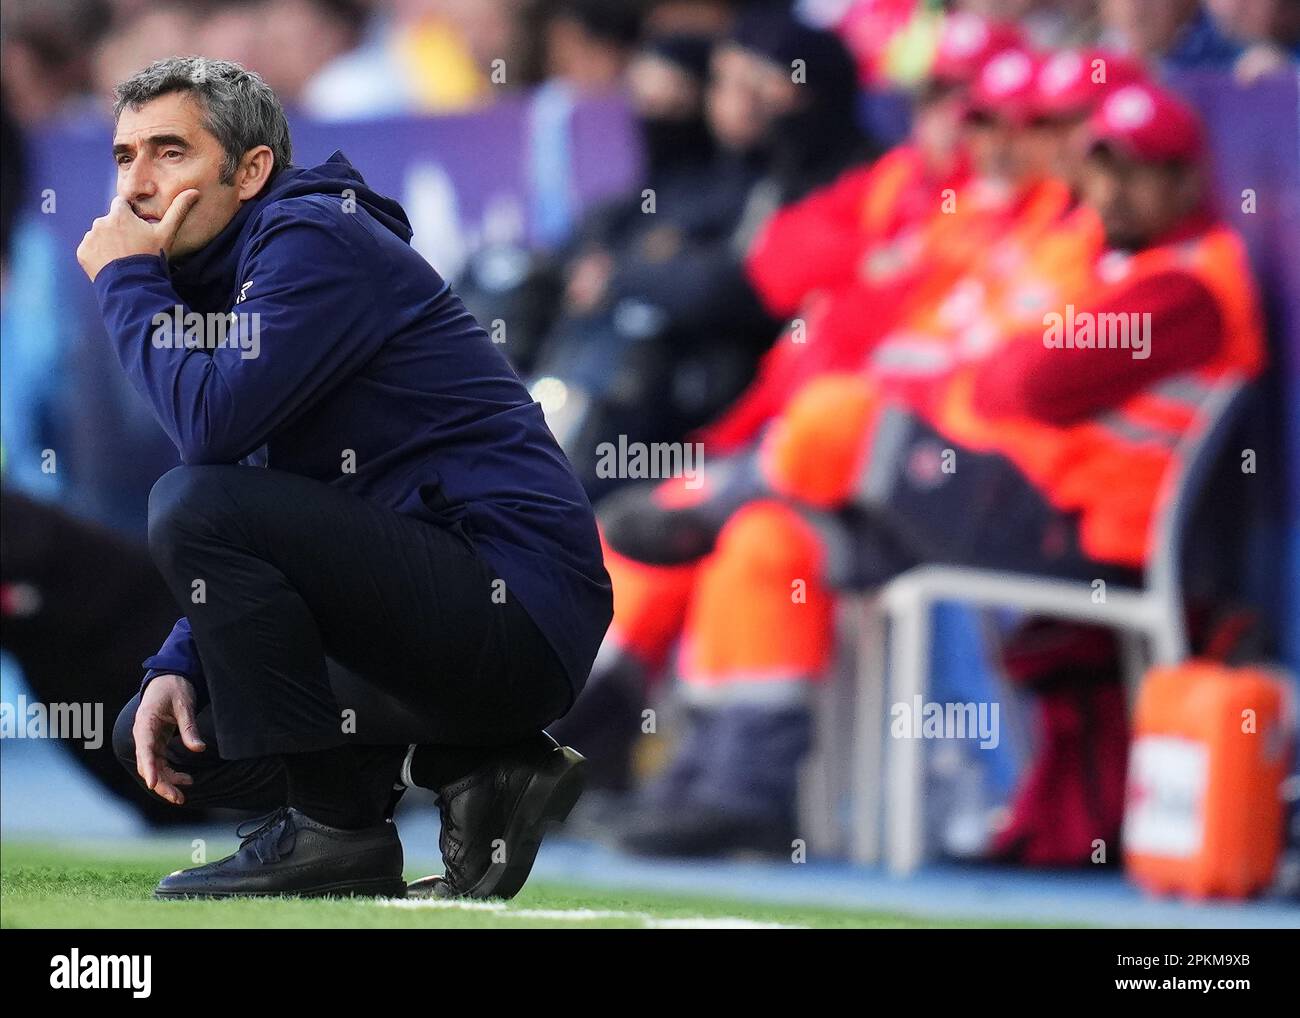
[77,189,200,282]
[132,672,206,805]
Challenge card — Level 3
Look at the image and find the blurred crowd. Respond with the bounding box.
[2,0,1298,128]
[1,0,1296,865]
[533,1,1284,868]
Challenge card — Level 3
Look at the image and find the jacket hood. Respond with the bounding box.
[262,151,412,242]
[167,151,409,309]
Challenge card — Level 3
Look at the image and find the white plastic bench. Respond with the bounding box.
[838,376,1251,873]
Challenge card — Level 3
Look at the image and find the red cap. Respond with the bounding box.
[931,12,1023,85]
[1088,82,1205,163]
[1033,49,1148,119]
[965,47,1040,124]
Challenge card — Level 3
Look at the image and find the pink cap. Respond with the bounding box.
[965,47,1040,124]
[931,12,1023,85]
[1088,82,1205,163]
[1034,49,1148,119]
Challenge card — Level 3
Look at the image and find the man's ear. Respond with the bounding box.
[235,145,276,201]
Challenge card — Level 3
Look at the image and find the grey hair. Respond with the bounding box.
[113,56,292,186]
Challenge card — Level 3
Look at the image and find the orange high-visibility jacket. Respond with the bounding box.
[706,144,968,453]
[866,198,1102,417]
[759,203,1105,509]
[932,222,1266,568]
[745,144,942,317]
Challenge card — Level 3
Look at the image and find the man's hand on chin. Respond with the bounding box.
[77,188,200,282]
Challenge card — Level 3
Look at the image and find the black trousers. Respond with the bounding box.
[112,464,572,811]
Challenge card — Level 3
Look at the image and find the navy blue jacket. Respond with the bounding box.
[93,152,612,703]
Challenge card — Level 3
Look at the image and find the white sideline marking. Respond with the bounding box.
[376,898,799,928]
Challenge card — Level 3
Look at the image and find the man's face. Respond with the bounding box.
[113,91,243,259]
[706,44,793,152]
[911,83,966,171]
[1026,113,1090,183]
[1082,146,1197,249]
[965,112,1026,186]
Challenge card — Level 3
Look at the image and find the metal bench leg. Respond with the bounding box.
[851,596,887,864]
[800,662,846,855]
[886,593,931,875]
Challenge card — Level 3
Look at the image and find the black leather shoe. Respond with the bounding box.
[406,733,585,900]
[153,806,405,899]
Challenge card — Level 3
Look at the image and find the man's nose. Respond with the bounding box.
[1092,174,1119,207]
[119,159,157,202]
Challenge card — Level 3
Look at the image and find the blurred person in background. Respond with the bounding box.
[1022,47,1147,191]
[0,74,74,503]
[791,43,1073,421]
[823,47,1149,864]
[821,0,944,88]
[547,12,1009,814]
[529,7,870,500]
[256,0,371,107]
[700,10,1019,456]
[94,6,201,114]
[520,20,769,486]
[479,0,644,279]
[570,37,1058,850]
[1099,0,1244,71]
[739,32,1068,402]
[1,90,23,283]
[537,0,642,94]
[644,0,736,37]
[857,44,1129,414]
[613,80,1266,858]
[1,0,112,125]
[1205,0,1300,81]
[96,0,373,116]
[456,26,717,377]
[295,0,508,119]
[193,0,263,68]
[714,6,872,211]
[1,493,201,827]
[953,0,1101,49]
[533,1,646,246]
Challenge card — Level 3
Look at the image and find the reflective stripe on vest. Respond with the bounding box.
[1095,411,1182,449]
[1096,374,1228,449]
[856,404,916,507]
[677,674,812,706]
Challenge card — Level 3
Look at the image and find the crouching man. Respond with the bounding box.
[78,57,612,899]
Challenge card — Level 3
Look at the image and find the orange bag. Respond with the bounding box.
[1123,660,1294,899]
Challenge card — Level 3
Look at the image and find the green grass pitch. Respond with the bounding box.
[0,841,1032,929]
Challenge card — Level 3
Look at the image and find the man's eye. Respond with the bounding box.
[116,155,132,166]
[163,150,183,160]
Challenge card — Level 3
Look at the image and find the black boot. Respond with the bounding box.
[153,807,405,898]
[406,732,585,900]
